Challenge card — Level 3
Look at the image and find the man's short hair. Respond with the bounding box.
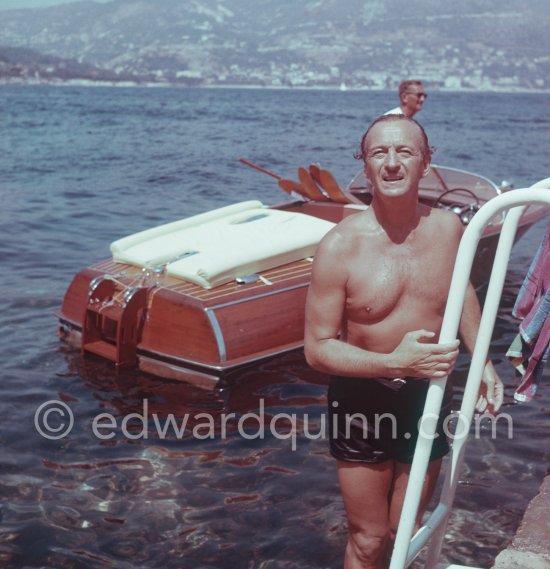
[398,80,424,97]
[354,114,433,163]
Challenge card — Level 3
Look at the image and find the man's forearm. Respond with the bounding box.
[305,338,397,378]
[305,330,459,380]
[459,282,504,412]
[458,283,483,355]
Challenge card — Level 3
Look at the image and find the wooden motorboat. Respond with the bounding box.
[57,164,547,386]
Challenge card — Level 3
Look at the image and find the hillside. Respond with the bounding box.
[1,0,549,90]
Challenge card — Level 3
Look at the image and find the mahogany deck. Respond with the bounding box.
[91,256,313,303]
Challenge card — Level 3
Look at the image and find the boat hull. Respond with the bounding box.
[57,256,313,386]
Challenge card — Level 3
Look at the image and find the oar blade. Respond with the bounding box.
[278,178,304,196]
[298,167,330,201]
[309,164,322,184]
[319,167,364,204]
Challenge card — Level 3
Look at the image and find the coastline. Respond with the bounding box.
[1,77,550,94]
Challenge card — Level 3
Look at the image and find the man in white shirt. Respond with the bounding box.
[385,80,427,118]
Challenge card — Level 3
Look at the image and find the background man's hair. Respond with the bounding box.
[398,79,424,97]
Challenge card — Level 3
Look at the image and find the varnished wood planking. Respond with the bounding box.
[139,288,221,364]
[88,257,313,305]
[214,286,308,361]
[59,268,104,324]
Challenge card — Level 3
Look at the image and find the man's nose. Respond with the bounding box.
[384,148,399,169]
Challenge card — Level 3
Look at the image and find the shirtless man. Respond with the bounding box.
[304,115,503,569]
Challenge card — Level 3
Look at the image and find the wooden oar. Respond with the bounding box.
[317,166,364,205]
[238,157,282,181]
[298,167,330,201]
[238,157,307,197]
[309,163,322,184]
[278,178,305,195]
[309,164,332,200]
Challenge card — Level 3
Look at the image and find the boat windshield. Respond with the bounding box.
[347,164,500,202]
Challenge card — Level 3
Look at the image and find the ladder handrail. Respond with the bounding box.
[423,203,526,567]
[389,182,550,569]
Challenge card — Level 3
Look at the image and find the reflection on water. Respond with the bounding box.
[3,351,349,568]
[2,332,548,568]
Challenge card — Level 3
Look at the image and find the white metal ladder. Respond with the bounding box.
[389,181,550,569]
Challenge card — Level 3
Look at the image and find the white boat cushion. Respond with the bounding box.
[110,201,336,289]
[111,200,263,266]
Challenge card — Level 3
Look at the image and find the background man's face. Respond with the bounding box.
[402,83,427,115]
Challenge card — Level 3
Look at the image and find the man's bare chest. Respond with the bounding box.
[344,242,453,323]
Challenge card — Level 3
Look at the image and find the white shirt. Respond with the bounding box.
[384,106,405,115]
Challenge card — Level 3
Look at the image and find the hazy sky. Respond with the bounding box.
[0,0,112,10]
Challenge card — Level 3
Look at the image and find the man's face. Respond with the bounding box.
[363,120,430,199]
[402,83,427,116]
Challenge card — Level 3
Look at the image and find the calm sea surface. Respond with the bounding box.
[0,85,549,569]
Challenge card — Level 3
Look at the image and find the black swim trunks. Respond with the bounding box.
[328,375,453,464]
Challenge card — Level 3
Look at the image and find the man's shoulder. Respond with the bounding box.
[427,206,462,224]
[423,206,464,237]
[317,212,370,252]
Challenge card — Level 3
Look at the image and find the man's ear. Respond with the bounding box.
[422,160,431,178]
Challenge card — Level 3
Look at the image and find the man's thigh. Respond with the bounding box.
[336,459,394,533]
[389,459,443,533]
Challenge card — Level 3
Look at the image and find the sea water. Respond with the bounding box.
[0,85,549,568]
